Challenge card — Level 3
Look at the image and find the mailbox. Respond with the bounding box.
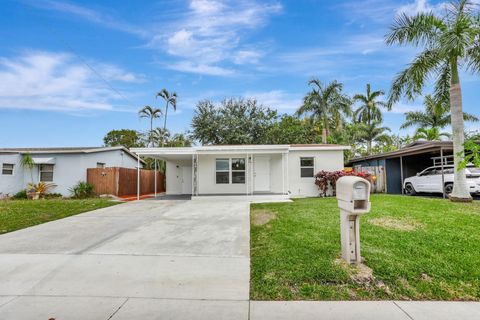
[336,176,371,264]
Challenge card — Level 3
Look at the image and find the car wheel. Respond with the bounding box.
[405,183,416,196]
[444,183,453,194]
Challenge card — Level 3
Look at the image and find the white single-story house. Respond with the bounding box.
[0,147,142,196]
[131,144,349,198]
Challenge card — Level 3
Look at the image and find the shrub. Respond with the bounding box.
[12,190,28,199]
[314,170,372,197]
[69,181,96,199]
[43,193,63,199]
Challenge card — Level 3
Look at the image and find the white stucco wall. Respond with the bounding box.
[0,150,138,196]
[0,154,24,197]
[287,149,344,197]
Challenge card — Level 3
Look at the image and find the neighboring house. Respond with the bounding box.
[347,141,454,194]
[131,144,349,197]
[0,147,142,196]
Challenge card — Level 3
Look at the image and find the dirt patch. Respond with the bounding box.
[252,209,276,226]
[369,217,423,231]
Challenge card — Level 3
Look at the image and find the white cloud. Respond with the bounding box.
[149,0,282,75]
[389,102,423,114]
[244,90,302,111]
[0,51,140,113]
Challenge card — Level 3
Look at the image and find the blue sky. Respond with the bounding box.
[0,0,479,147]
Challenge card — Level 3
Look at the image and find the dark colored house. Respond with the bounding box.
[347,141,454,195]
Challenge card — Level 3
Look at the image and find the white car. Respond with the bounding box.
[403,165,480,195]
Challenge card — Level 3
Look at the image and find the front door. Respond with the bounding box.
[254,156,270,192]
[182,166,192,194]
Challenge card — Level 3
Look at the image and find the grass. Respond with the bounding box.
[250,194,480,301]
[0,198,119,234]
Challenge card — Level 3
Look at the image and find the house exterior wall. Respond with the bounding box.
[165,159,192,195]
[0,154,24,197]
[198,154,248,194]
[0,150,138,196]
[287,150,344,197]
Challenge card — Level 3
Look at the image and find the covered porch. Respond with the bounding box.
[131,146,291,200]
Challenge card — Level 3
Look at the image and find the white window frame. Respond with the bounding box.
[215,158,230,184]
[39,164,54,182]
[2,163,14,175]
[300,157,315,178]
[231,158,246,184]
[215,158,246,185]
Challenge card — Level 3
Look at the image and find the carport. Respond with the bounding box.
[348,141,454,197]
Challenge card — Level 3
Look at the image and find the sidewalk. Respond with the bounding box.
[249,301,480,320]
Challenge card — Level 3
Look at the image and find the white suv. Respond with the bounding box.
[404,165,480,195]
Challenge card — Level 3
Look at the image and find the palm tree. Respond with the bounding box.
[156,89,178,146]
[401,95,478,130]
[414,127,451,141]
[353,84,387,126]
[296,79,351,143]
[150,127,171,147]
[138,105,162,146]
[357,121,391,155]
[21,153,35,184]
[385,0,480,201]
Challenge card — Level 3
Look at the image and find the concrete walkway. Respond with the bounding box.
[0,197,479,319]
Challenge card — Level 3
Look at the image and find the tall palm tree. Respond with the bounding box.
[150,127,171,147]
[353,84,387,126]
[156,89,178,146]
[357,121,391,155]
[385,0,480,201]
[414,127,451,141]
[401,95,478,130]
[296,79,351,143]
[138,105,162,146]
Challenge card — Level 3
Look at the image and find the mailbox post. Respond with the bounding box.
[336,176,371,264]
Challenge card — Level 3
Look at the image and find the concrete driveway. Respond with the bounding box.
[0,198,251,319]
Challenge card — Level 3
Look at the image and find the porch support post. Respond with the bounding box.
[400,156,404,195]
[137,155,140,200]
[282,152,285,195]
[286,151,289,195]
[440,148,446,199]
[154,159,157,198]
[191,154,195,196]
[246,153,249,195]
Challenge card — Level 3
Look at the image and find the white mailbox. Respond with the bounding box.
[336,176,371,264]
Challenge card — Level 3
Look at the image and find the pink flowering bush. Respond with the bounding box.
[314,170,372,197]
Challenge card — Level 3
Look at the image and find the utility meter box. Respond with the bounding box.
[336,176,371,264]
[336,176,371,214]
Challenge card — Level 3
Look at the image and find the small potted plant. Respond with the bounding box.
[27,182,57,200]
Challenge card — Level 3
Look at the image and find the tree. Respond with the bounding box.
[149,128,171,147]
[191,98,278,145]
[413,127,451,141]
[385,0,480,201]
[264,115,322,144]
[296,79,351,143]
[353,84,387,126]
[357,121,391,155]
[156,89,177,145]
[103,129,145,148]
[138,105,162,146]
[167,133,193,147]
[401,95,478,130]
[21,153,35,184]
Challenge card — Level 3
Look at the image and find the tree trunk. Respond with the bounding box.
[162,103,169,147]
[449,62,472,202]
[367,140,372,155]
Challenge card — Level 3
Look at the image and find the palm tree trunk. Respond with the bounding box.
[367,140,372,155]
[150,117,153,147]
[449,61,472,202]
[162,103,169,147]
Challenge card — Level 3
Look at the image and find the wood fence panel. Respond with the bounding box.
[88,167,165,196]
[357,166,386,193]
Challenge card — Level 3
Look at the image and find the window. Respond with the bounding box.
[39,164,54,182]
[2,163,14,175]
[216,159,230,184]
[97,162,106,168]
[300,157,314,178]
[215,158,246,184]
[231,158,246,184]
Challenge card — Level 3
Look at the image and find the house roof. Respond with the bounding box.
[130,144,350,160]
[0,146,145,164]
[347,141,454,165]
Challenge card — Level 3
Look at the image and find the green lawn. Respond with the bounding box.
[250,194,480,301]
[0,198,119,234]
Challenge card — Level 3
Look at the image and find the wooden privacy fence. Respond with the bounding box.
[355,166,386,193]
[87,167,165,196]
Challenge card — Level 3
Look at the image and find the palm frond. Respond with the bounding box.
[386,12,446,47]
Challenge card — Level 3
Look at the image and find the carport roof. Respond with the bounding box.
[130,144,350,158]
[347,141,454,165]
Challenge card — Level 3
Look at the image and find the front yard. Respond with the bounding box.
[250,194,480,301]
[0,198,119,234]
